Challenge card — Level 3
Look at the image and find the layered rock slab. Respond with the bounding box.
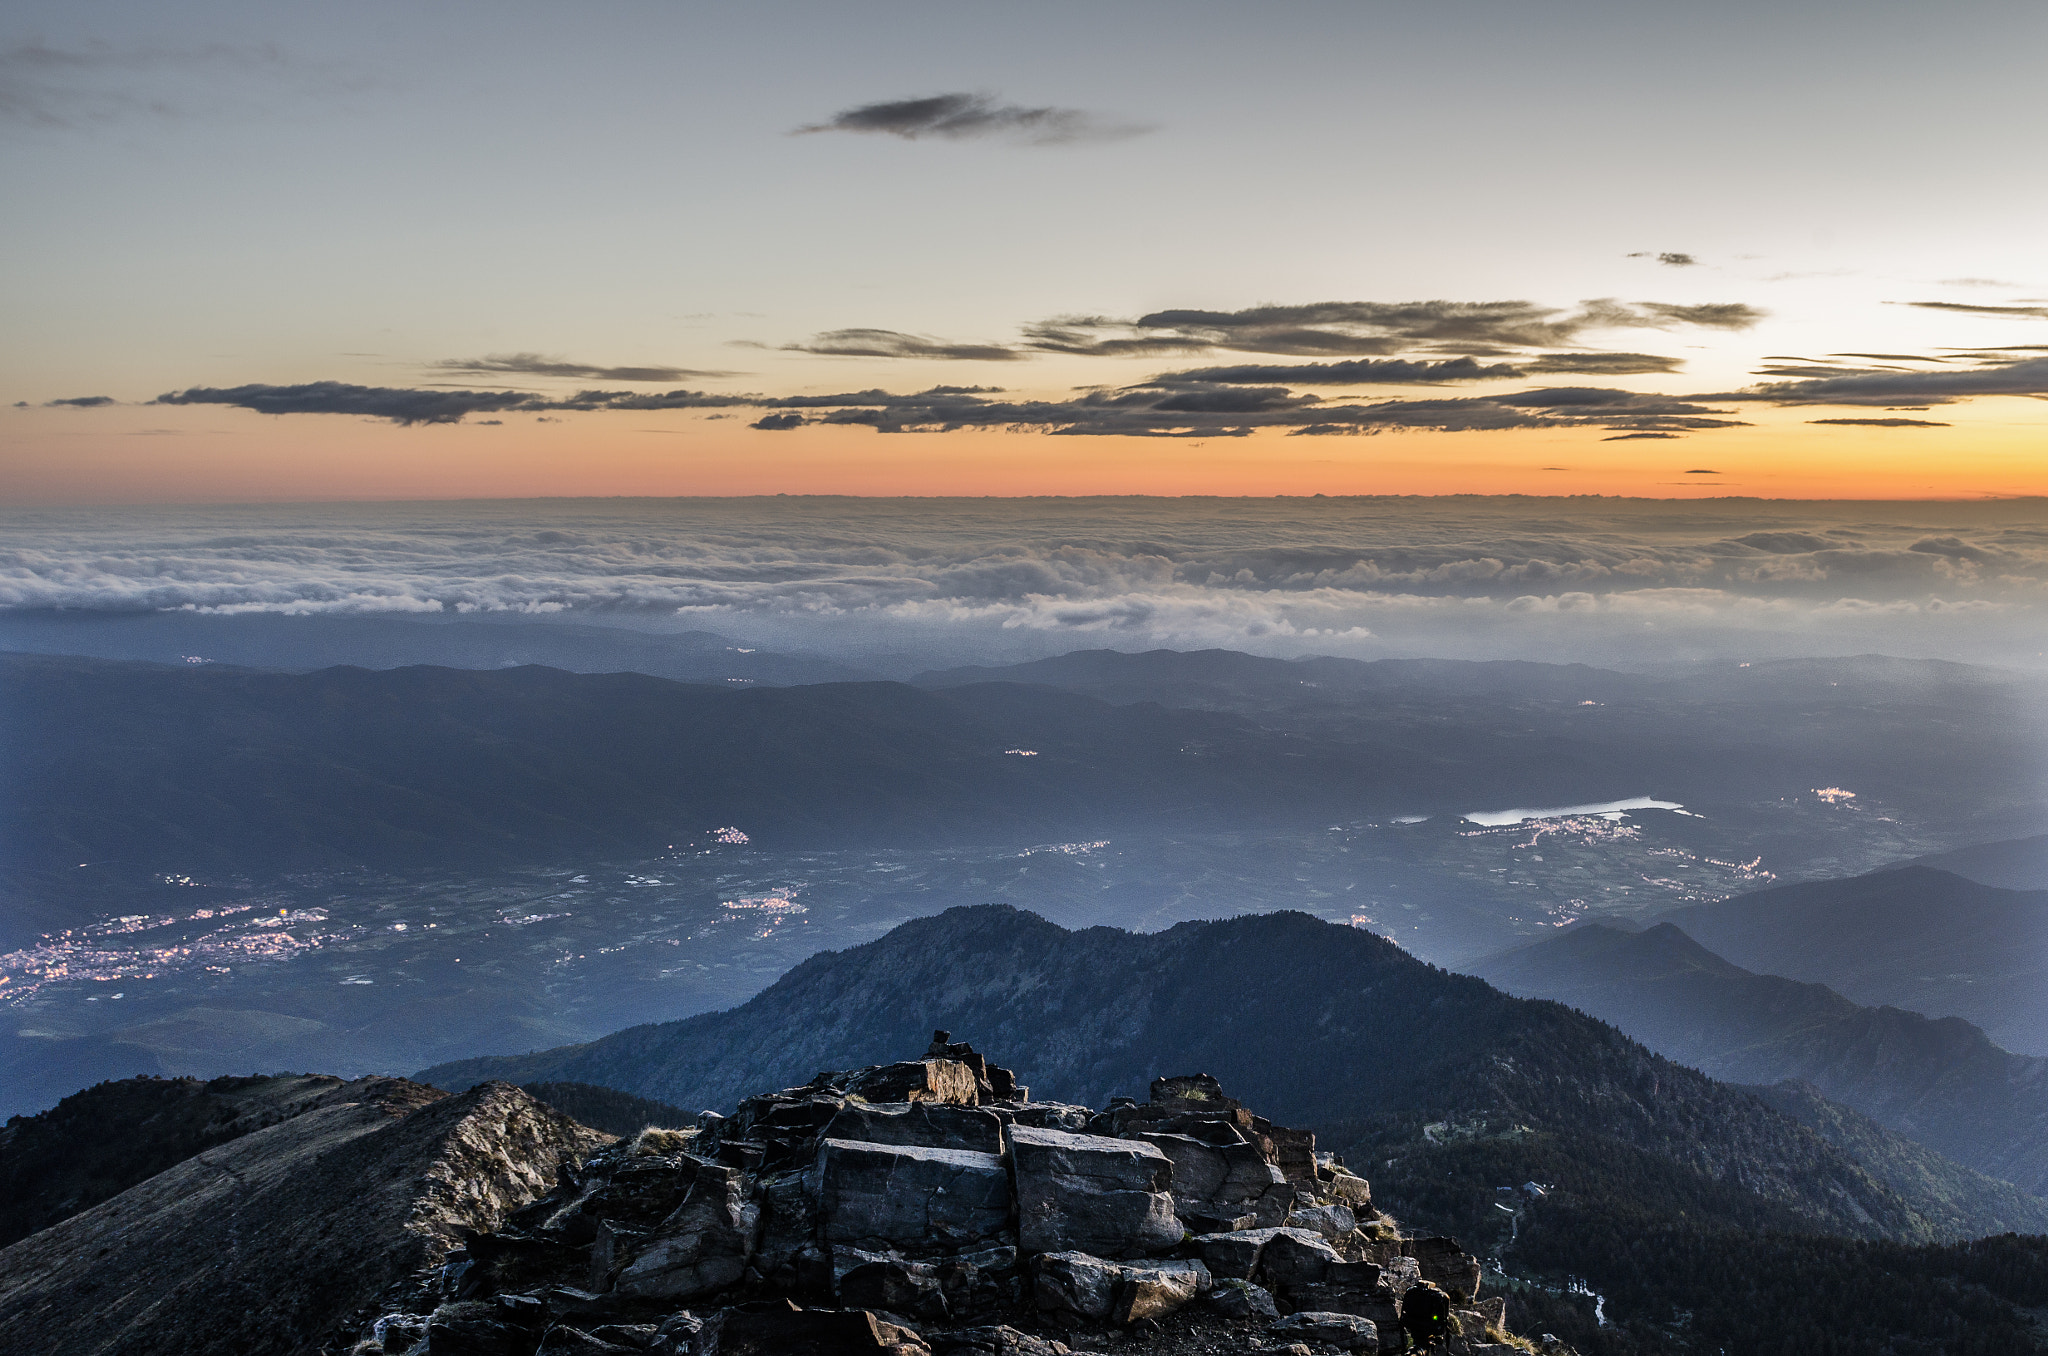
[814,1138,1013,1253]
[1008,1127,1179,1258]
[0,1080,604,1356]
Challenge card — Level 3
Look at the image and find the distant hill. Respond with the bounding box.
[419,904,1965,1242]
[1916,832,2048,891]
[0,609,873,686]
[1469,919,2048,1204]
[916,647,1648,705]
[13,648,2045,887]
[1743,1079,2048,1233]
[0,652,1678,881]
[913,651,2048,839]
[1658,866,2048,1056]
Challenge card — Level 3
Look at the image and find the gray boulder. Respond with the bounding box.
[845,1060,985,1106]
[927,1325,1072,1356]
[824,1102,1005,1154]
[701,1303,930,1356]
[1271,1311,1380,1352]
[1008,1127,1180,1258]
[1032,1251,1123,1321]
[1110,1259,1211,1324]
[1202,1277,1280,1321]
[611,1170,758,1300]
[1031,1252,1209,1326]
[832,1246,950,1319]
[1284,1203,1357,1239]
[1135,1132,1289,1226]
[1323,1164,1373,1210]
[1002,1103,1094,1133]
[1256,1229,1348,1300]
[1190,1229,1271,1281]
[750,1171,819,1283]
[812,1139,1012,1253]
[1408,1236,1483,1302]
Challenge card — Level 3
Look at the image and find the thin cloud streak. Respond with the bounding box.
[433,354,736,383]
[796,92,1150,145]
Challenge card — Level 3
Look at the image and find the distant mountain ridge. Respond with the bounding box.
[1916,832,2048,891]
[0,610,874,686]
[1469,918,2048,1202]
[420,904,1975,1243]
[1657,865,2048,1056]
[0,653,1532,877]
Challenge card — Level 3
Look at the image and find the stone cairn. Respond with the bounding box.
[359,1035,1545,1356]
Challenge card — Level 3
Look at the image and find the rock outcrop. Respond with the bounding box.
[0,1071,430,1248]
[351,1038,1533,1356]
[0,1080,609,1356]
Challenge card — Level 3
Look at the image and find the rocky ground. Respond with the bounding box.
[347,1039,1561,1356]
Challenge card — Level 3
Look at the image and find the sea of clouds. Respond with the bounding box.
[3,498,2045,669]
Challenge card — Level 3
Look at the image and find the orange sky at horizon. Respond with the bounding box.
[5,400,2044,505]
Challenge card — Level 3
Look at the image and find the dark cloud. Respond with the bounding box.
[153,382,549,426]
[780,329,1023,361]
[795,93,1146,145]
[1603,433,1681,441]
[0,40,357,128]
[1729,532,1835,553]
[1729,355,2048,406]
[750,413,805,431]
[1523,352,1682,375]
[1684,468,1721,473]
[1808,417,1950,427]
[134,370,1748,438]
[1141,357,1524,386]
[1637,302,1765,328]
[1024,298,1763,359]
[1492,388,1733,420]
[44,395,115,407]
[1629,251,1698,267]
[1901,301,2048,319]
[435,354,733,382]
[550,388,762,412]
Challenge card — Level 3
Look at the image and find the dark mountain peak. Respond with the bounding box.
[1915,831,2048,891]
[1472,918,1746,984]
[1658,861,2048,1055]
[420,908,1926,1245]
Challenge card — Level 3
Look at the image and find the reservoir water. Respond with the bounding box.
[1460,796,1684,827]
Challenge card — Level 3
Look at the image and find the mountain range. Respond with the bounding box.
[1657,865,2048,1056]
[1917,832,2048,891]
[1469,916,2048,1202]
[10,647,2047,890]
[0,609,874,686]
[419,903,2025,1245]
[0,652,1514,878]
[14,904,2048,1354]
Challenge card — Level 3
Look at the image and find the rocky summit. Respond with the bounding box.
[348,1036,1546,1356]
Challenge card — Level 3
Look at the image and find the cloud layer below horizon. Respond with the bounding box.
[4,498,2045,669]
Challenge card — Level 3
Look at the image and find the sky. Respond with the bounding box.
[3,0,2047,503]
